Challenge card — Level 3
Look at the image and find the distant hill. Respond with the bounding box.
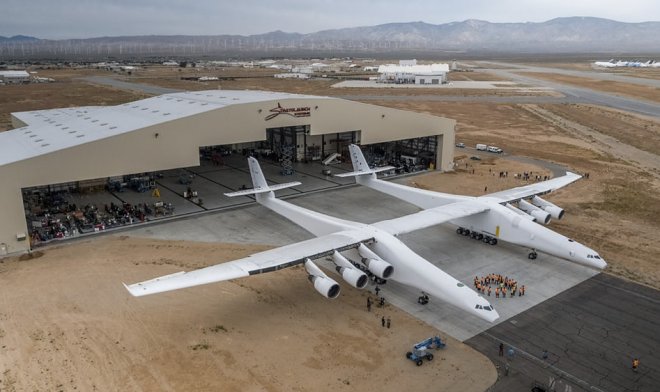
[1,17,659,59]
[0,35,39,42]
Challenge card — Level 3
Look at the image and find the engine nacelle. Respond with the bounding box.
[505,203,536,221]
[304,259,340,299]
[332,251,368,289]
[518,199,551,225]
[531,196,565,220]
[357,244,394,279]
[336,266,369,289]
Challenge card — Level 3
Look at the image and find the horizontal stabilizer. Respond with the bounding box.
[334,166,395,178]
[224,181,301,197]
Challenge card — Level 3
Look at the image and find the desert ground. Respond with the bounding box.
[0,237,495,392]
[1,60,659,390]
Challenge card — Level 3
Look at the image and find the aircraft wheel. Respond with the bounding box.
[490,238,498,245]
[477,234,484,240]
[463,229,470,236]
[426,354,434,361]
[456,228,463,235]
[483,236,491,243]
[406,352,412,359]
[416,359,423,366]
[528,252,537,260]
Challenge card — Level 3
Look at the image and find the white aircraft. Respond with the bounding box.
[338,144,606,270]
[124,157,499,322]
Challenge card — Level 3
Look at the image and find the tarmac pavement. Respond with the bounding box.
[467,273,660,392]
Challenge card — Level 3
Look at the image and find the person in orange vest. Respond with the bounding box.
[632,358,640,372]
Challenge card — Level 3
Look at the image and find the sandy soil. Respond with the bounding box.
[0,236,496,392]
[517,71,660,103]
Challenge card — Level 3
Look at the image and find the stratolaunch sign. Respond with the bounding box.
[265,103,311,121]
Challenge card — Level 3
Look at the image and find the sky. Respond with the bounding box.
[1,0,659,39]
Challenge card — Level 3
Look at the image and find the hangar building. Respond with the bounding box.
[0,90,456,255]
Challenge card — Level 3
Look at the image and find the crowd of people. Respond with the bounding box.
[474,274,526,298]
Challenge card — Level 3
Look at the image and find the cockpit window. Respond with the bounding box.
[568,238,574,242]
[595,255,601,259]
[475,305,483,309]
[483,306,492,311]
[457,283,464,287]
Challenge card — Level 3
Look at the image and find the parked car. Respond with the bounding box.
[470,156,482,160]
[455,142,465,148]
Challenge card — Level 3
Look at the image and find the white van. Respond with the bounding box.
[476,144,487,151]
[487,146,503,153]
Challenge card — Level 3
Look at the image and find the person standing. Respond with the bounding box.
[381,316,385,327]
[367,297,372,312]
[386,317,391,329]
[633,358,640,372]
[499,343,504,357]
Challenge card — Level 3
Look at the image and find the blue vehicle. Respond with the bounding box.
[406,336,446,366]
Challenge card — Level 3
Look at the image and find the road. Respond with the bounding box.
[476,64,660,118]
[80,76,181,95]
[481,61,660,88]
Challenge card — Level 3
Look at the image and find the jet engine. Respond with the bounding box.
[531,196,565,220]
[357,244,394,279]
[304,259,341,299]
[518,199,551,225]
[331,251,368,289]
[505,203,536,221]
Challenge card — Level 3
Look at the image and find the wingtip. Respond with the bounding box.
[123,282,138,297]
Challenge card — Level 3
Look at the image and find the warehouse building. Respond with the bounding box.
[377,61,449,85]
[0,90,456,255]
[0,70,30,84]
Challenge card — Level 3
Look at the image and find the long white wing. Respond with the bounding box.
[124,230,373,297]
[484,172,582,203]
[373,201,489,236]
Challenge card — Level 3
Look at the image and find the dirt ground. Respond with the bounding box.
[0,69,148,131]
[0,236,495,392]
[1,61,659,390]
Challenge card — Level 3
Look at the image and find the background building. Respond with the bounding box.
[377,61,449,84]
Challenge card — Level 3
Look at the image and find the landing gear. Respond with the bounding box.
[418,293,429,305]
[528,250,538,260]
[457,227,497,245]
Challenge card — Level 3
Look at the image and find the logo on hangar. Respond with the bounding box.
[265,103,311,121]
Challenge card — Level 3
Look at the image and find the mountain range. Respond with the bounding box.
[1,17,659,59]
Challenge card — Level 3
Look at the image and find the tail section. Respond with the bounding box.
[334,144,394,178]
[224,157,301,202]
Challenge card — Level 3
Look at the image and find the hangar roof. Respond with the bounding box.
[0,90,328,167]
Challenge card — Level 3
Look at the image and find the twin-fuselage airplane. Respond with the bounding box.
[125,157,499,322]
[125,146,606,323]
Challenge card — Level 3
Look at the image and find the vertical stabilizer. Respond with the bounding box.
[224,157,301,201]
[334,144,394,178]
[248,157,270,191]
